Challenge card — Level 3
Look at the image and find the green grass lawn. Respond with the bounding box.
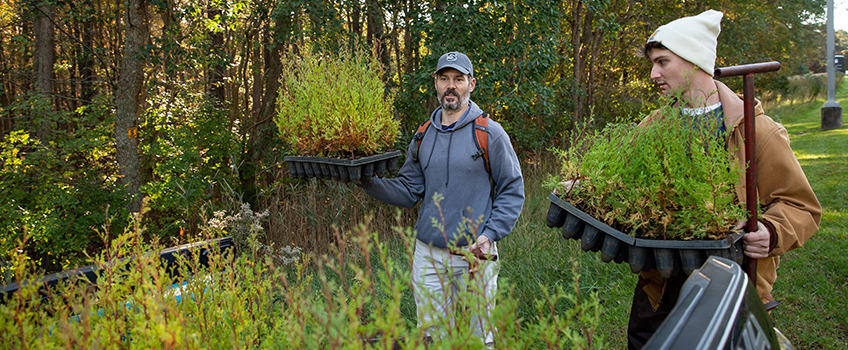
[767,81,848,349]
[501,80,848,349]
[499,150,637,347]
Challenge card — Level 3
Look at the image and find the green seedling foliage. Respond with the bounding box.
[275,49,400,158]
[547,104,746,240]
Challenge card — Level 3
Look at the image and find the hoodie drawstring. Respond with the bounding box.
[424,130,438,171]
[445,132,453,186]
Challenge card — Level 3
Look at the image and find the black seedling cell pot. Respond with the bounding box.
[285,150,402,183]
[546,193,745,278]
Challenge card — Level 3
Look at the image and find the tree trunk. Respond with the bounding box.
[367,0,390,79]
[403,0,414,74]
[251,31,264,125]
[208,8,225,106]
[34,3,55,140]
[241,12,290,205]
[587,23,604,114]
[570,0,584,128]
[391,8,401,78]
[350,0,361,47]
[570,0,600,128]
[0,42,12,134]
[115,0,149,213]
[80,2,95,106]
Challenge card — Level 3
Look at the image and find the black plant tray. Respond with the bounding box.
[285,150,402,182]
[545,193,745,278]
[1,237,233,305]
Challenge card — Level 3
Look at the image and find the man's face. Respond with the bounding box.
[435,68,475,112]
[647,48,697,96]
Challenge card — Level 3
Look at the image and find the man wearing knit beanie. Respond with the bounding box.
[642,9,723,104]
[629,10,821,350]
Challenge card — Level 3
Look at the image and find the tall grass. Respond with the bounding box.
[761,72,845,110]
[0,203,607,349]
[259,169,418,254]
[253,149,636,348]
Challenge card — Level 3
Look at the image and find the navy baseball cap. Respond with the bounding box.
[434,52,473,77]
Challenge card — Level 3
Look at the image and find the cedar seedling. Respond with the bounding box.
[275,49,400,158]
[546,105,747,240]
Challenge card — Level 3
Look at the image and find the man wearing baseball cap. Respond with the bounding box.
[630,10,821,349]
[358,51,525,346]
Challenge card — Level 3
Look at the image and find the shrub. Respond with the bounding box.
[275,50,400,158]
[0,104,128,273]
[0,207,606,349]
[139,94,242,239]
[545,105,747,240]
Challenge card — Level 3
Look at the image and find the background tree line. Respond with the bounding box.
[0,0,837,272]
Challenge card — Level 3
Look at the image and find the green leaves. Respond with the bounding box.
[0,106,128,271]
[275,50,400,158]
[550,106,746,240]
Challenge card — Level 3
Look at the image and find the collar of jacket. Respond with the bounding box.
[714,79,765,133]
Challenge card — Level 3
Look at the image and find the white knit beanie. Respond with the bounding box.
[647,10,723,76]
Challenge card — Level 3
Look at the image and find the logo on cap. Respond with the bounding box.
[446,53,457,62]
[648,29,659,42]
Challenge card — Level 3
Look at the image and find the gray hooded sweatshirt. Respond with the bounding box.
[360,101,525,248]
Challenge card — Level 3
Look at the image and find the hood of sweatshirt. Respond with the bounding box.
[431,100,483,131]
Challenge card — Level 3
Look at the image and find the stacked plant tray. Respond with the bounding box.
[546,193,745,278]
[285,150,402,183]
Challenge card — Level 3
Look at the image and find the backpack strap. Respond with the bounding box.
[412,119,431,163]
[413,113,490,176]
[471,113,490,174]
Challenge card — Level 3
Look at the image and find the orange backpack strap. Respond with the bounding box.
[412,119,431,163]
[471,113,490,174]
[413,114,490,175]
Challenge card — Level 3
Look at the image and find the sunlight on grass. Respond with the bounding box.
[795,153,836,160]
[764,80,848,348]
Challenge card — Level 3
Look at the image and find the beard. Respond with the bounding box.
[439,88,469,111]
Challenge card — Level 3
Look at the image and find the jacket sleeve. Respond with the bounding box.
[358,140,426,208]
[755,123,821,257]
[479,131,525,243]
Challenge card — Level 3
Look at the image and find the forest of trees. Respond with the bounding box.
[0,0,836,272]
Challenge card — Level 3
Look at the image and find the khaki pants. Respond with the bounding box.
[411,239,498,344]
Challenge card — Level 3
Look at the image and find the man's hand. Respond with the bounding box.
[736,220,770,259]
[552,180,580,196]
[468,235,491,274]
[470,234,491,256]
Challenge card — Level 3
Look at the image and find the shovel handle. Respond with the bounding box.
[715,61,781,288]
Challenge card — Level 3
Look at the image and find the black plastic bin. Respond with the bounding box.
[545,193,745,278]
[285,150,402,182]
[644,256,790,349]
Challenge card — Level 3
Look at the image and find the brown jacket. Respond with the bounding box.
[639,80,821,308]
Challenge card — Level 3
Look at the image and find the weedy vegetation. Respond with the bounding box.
[0,201,605,349]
